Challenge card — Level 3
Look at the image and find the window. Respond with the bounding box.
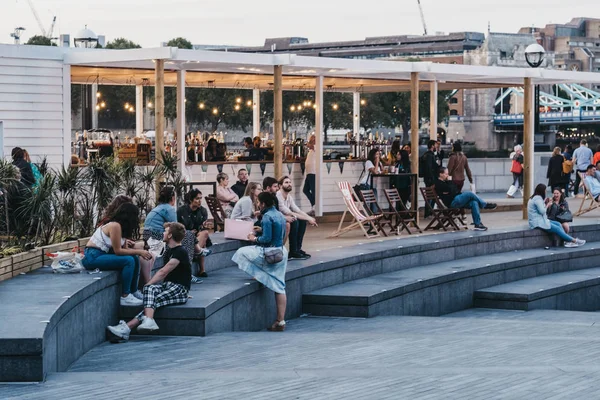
[450,110,459,116]
[450,97,458,104]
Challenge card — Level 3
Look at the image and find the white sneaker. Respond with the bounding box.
[120,294,143,306]
[564,242,579,248]
[137,316,160,334]
[107,320,130,341]
[576,238,586,246]
[132,290,144,300]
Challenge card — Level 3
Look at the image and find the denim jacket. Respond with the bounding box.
[144,203,177,232]
[256,206,285,247]
[527,195,551,230]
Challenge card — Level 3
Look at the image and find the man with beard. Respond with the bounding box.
[276,176,318,260]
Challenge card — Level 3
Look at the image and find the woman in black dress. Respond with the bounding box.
[547,147,568,197]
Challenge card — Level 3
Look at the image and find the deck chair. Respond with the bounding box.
[205,195,226,232]
[420,186,467,231]
[328,181,383,239]
[383,188,422,234]
[358,189,393,236]
[575,172,600,217]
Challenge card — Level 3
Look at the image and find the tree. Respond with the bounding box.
[166,37,193,49]
[25,35,54,46]
[105,38,141,49]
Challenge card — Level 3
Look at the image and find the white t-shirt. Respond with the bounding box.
[360,160,378,185]
[305,149,316,174]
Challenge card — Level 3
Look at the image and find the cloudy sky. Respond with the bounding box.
[1,0,598,48]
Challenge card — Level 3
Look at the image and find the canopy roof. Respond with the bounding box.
[63,47,600,92]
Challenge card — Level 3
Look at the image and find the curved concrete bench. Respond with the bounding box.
[474,266,600,311]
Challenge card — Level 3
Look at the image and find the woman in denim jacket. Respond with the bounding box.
[232,192,288,331]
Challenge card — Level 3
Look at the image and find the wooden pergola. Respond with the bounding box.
[65,47,600,219]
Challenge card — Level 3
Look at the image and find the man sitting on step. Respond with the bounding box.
[434,166,497,231]
[106,222,191,342]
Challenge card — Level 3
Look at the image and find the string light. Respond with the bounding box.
[96,92,101,98]
[297,105,303,111]
[199,103,205,109]
[332,103,339,110]
[246,100,252,107]
[236,97,242,103]
[100,102,106,108]
[124,103,130,110]
[234,104,241,111]
[290,105,296,111]
[95,105,100,110]
[212,107,219,115]
[147,102,152,108]
[360,99,366,105]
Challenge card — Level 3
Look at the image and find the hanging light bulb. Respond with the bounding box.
[246,100,252,107]
[95,105,100,110]
[124,103,130,110]
[332,103,339,110]
[212,107,219,115]
[199,103,205,109]
[290,105,296,111]
[236,97,242,103]
[297,105,303,111]
[360,99,366,105]
[234,104,241,111]
[100,102,106,108]
[96,92,101,98]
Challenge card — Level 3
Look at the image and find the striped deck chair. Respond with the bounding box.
[575,172,600,216]
[328,181,383,239]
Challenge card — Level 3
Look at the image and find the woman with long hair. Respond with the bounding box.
[547,187,571,234]
[98,195,133,227]
[216,172,239,217]
[204,138,219,162]
[232,192,288,331]
[391,149,411,206]
[527,184,583,248]
[83,203,152,306]
[230,182,262,222]
[177,188,211,281]
[358,148,383,215]
[446,142,473,192]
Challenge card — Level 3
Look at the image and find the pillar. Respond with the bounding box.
[253,89,260,139]
[273,65,283,179]
[155,59,165,163]
[176,70,186,172]
[523,77,534,219]
[411,72,420,224]
[135,85,143,138]
[353,92,361,138]
[315,76,324,217]
[91,82,98,129]
[429,81,438,140]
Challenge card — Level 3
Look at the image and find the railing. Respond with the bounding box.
[493,110,600,125]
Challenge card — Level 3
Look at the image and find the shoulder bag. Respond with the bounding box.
[555,209,573,223]
[264,247,284,264]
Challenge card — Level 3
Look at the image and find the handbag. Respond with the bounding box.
[511,159,523,174]
[264,247,284,264]
[555,210,573,223]
[353,166,370,198]
[224,219,255,240]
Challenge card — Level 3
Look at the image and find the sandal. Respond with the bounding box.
[267,320,286,332]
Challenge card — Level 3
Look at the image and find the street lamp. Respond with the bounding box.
[524,43,546,139]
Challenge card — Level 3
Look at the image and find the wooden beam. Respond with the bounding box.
[155,59,165,164]
[429,80,438,140]
[523,77,534,219]
[315,76,324,217]
[273,65,283,179]
[411,72,420,224]
[176,70,186,173]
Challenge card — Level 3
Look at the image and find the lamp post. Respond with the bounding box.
[524,43,546,138]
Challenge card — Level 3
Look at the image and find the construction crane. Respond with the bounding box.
[23,0,56,38]
[10,27,26,45]
[417,0,428,36]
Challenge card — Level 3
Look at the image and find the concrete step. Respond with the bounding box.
[473,266,600,311]
[302,242,600,318]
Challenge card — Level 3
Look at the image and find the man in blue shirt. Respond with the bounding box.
[584,164,600,201]
[573,140,593,196]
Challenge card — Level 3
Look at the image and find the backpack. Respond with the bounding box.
[418,153,428,178]
[562,158,573,174]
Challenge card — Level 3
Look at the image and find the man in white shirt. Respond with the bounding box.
[302,134,317,216]
[277,176,318,260]
[573,139,593,196]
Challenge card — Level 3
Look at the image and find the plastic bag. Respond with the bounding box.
[470,183,476,194]
[147,238,165,258]
[48,251,85,274]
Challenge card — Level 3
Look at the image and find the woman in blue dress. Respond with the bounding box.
[232,192,288,331]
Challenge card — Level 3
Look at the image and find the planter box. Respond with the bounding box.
[0,257,12,282]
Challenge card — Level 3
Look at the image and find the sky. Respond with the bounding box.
[1,0,598,48]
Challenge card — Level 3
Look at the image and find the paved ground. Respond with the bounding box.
[3,309,600,399]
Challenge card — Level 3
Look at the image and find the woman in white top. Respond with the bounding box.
[359,148,383,214]
[216,172,240,217]
[82,203,152,306]
[527,184,584,248]
[230,182,262,222]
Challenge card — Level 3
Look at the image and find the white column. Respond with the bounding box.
[62,65,72,167]
[315,76,324,217]
[353,92,360,138]
[176,70,186,172]
[253,89,260,138]
[429,81,438,140]
[136,84,143,138]
[91,83,98,129]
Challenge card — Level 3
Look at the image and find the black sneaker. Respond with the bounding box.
[298,250,311,258]
[483,203,497,210]
[288,252,308,260]
[473,223,488,231]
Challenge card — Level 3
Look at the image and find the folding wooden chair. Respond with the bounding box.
[384,188,422,234]
[358,189,393,236]
[205,195,226,232]
[575,172,600,217]
[420,186,467,231]
[328,181,383,239]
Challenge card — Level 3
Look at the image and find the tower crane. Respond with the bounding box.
[417,0,428,36]
[21,0,56,38]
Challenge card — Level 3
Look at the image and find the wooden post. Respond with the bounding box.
[253,89,260,139]
[410,72,420,223]
[136,84,143,138]
[273,65,283,179]
[353,92,360,138]
[429,80,438,140]
[176,70,186,173]
[155,59,165,164]
[523,77,534,219]
[315,76,324,217]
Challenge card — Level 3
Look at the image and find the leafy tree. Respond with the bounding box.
[25,35,54,46]
[105,38,141,49]
[166,37,193,49]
